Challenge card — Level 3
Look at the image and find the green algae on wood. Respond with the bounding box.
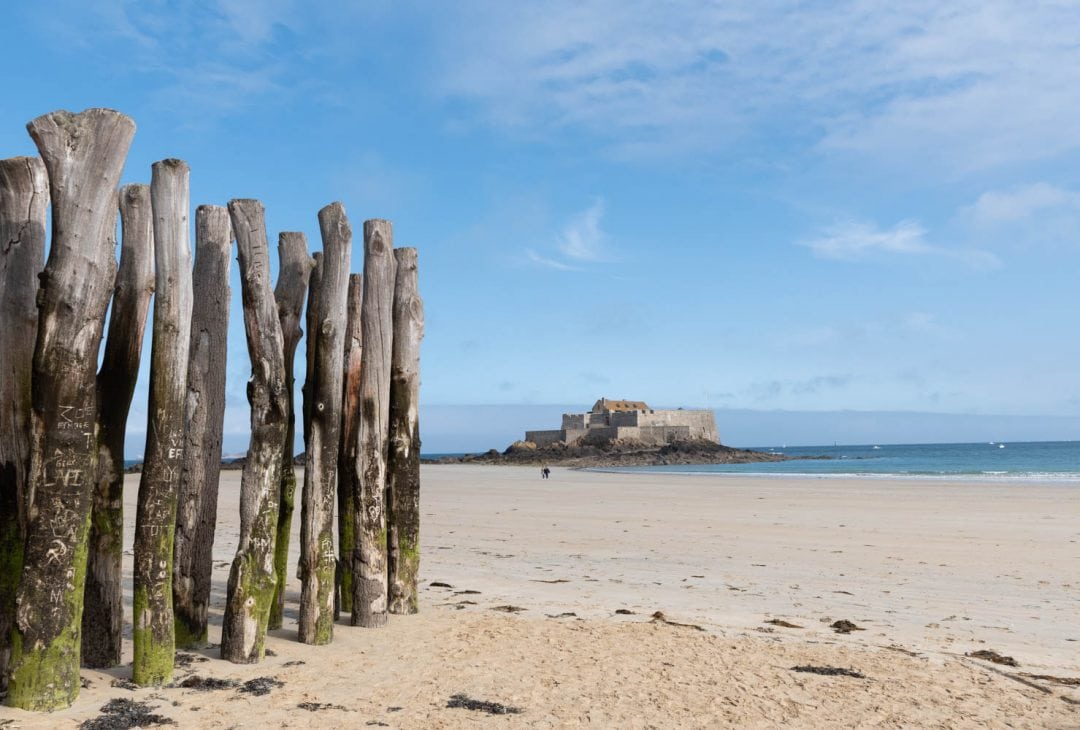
[221,199,288,663]
[299,203,351,645]
[7,109,134,711]
[269,231,312,631]
[386,248,423,616]
[132,159,194,686]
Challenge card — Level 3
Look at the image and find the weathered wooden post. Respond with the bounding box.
[7,109,134,711]
[269,232,311,631]
[298,203,350,644]
[173,205,232,648]
[221,199,287,664]
[299,253,321,605]
[387,248,423,614]
[82,184,154,668]
[336,274,362,618]
[302,254,323,449]
[0,156,47,690]
[133,159,193,686]
[351,220,396,628]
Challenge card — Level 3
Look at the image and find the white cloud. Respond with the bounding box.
[964,183,1080,225]
[427,1,1080,170]
[802,220,931,260]
[802,219,999,267]
[557,199,606,261]
[525,199,609,270]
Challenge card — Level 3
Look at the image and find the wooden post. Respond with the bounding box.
[132,159,193,686]
[299,253,321,607]
[298,203,350,644]
[0,156,47,690]
[269,232,312,631]
[336,274,362,619]
[7,109,134,712]
[82,184,154,668]
[387,248,423,615]
[302,254,323,450]
[221,199,287,664]
[172,205,232,648]
[351,219,396,628]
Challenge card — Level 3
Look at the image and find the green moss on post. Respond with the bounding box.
[269,466,295,630]
[8,507,92,711]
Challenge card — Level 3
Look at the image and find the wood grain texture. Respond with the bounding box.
[298,203,350,644]
[336,273,362,618]
[351,219,396,628]
[8,108,134,711]
[0,156,47,689]
[387,247,423,615]
[83,183,154,668]
[269,232,311,631]
[221,199,287,664]
[133,159,193,686]
[173,205,232,648]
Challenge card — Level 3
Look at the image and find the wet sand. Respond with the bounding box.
[3,465,1078,728]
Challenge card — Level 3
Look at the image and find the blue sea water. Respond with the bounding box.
[610,441,1080,482]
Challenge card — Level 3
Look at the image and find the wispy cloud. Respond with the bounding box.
[557,199,606,261]
[525,199,609,270]
[964,183,1080,225]
[801,219,999,267]
[427,2,1080,170]
[526,249,579,271]
[802,220,931,260]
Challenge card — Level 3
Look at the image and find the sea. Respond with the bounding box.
[602,440,1080,483]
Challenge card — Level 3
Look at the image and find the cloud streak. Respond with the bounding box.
[801,219,999,267]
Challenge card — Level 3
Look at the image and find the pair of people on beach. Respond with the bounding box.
[540,466,551,479]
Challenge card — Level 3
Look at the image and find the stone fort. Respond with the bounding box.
[525,398,719,448]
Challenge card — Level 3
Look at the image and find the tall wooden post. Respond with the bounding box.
[336,274,362,618]
[133,159,193,686]
[7,109,134,712]
[221,199,287,664]
[387,248,423,615]
[299,203,350,644]
[269,232,311,631]
[82,184,154,668]
[173,205,232,648]
[302,254,323,450]
[351,220,396,628]
[0,156,47,690]
[299,253,321,610]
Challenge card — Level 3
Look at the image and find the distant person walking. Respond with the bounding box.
[541,466,551,479]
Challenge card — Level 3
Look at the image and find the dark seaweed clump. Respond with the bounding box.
[447,693,523,715]
[80,698,176,729]
[791,665,866,679]
[237,676,285,696]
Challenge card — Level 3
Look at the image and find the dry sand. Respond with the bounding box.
[2,464,1078,728]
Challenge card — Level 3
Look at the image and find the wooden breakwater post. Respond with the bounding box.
[221,199,288,664]
[0,156,48,690]
[336,273,362,618]
[387,248,423,614]
[269,232,311,631]
[173,205,232,648]
[299,203,350,643]
[133,159,193,686]
[7,109,134,711]
[83,184,154,668]
[352,219,396,628]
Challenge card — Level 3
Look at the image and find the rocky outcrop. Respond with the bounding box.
[424,439,792,468]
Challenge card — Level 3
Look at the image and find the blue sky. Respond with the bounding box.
[4,1,1080,452]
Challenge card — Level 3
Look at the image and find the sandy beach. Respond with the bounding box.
[2,464,1078,728]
